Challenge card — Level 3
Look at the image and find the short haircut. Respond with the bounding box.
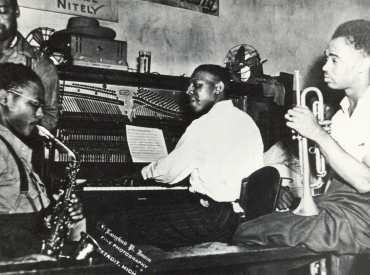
[192,64,231,94]
[10,0,18,8]
[332,19,370,56]
[0,63,43,93]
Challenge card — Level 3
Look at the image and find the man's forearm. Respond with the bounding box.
[315,131,370,192]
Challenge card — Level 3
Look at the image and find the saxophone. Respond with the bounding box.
[37,125,81,258]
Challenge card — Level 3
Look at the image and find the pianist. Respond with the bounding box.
[106,64,265,249]
[0,63,83,259]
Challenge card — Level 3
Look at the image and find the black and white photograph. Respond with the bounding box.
[0,0,369,274]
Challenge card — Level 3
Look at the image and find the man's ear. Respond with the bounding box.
[15,6,20,18]
[357,55,370,73]
[0,90,8,106]
[214,81,225,95]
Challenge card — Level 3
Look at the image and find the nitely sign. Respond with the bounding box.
[19,0,119,22]
[57,0,105,15]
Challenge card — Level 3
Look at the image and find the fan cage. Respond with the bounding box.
[25,27,64,65]
[225,44,262,82]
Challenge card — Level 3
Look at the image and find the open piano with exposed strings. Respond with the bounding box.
[49,72,191,195]
[49,66,266,198]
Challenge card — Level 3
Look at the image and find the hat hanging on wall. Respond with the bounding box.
[48,16,116,51]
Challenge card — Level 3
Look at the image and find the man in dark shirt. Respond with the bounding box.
[0,62,82,259]
[0,0,60,176]
[0,0,59,130]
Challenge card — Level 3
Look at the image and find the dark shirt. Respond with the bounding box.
[0,32,59,130]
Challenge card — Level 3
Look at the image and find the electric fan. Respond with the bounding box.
[224,44,264,82]
[25,27,64,65]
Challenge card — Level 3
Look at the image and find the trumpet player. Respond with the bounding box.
[0,63,84,260]
[233,19,370,255]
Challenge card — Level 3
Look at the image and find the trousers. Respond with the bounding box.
[107,192,240,250]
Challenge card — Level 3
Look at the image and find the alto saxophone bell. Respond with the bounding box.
[72,232,101,260]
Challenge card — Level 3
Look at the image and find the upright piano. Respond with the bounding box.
[46,65,290,234]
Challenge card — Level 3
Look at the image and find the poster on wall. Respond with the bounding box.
[18,0,119,22]
[142,0,219,16]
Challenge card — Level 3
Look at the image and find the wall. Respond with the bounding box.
[18,0,370,93]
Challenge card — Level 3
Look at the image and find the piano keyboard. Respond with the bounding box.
[83,186,189,191]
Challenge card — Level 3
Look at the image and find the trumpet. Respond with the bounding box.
[291,70,331,216]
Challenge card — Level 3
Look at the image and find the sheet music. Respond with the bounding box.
[126,125,168,163]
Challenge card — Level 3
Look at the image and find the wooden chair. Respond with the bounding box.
[239,166,282,223]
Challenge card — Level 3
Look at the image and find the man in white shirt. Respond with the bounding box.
[233,19,370,255]
[111,64,265,249]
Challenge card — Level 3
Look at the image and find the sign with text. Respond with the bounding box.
[142,0,219,16]
[19,0,118,22]
[96,222,154,274]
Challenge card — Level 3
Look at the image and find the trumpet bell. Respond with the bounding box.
[291,198,319,216]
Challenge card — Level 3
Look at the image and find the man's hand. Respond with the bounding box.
[52,192,84,222]
[285,106,326,141]
[112,172,144,186]
[276,186,295,210]
[67,193,84,222]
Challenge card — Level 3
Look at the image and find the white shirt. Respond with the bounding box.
[331,87,370,161]
[141,100,264,202]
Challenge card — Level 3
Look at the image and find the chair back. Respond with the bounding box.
[239,166,281,223]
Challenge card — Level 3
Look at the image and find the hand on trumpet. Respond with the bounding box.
[285,106,326,141]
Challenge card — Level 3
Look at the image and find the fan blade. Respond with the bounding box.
[226,60,244,72]
[235,45,245,64]
[33,29,44,45]
[231,64,244,72]
[245,55,259,67]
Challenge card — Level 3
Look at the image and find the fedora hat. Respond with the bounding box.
[48,17,116,51]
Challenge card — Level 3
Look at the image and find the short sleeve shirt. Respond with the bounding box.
[331,87,370,162]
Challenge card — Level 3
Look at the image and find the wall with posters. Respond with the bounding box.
[17,0,370,90]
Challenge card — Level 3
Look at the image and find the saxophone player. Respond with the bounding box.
[233,19,370,255]
[0,63,84,260]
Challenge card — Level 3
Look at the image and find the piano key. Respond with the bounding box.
[83,186,188,191]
